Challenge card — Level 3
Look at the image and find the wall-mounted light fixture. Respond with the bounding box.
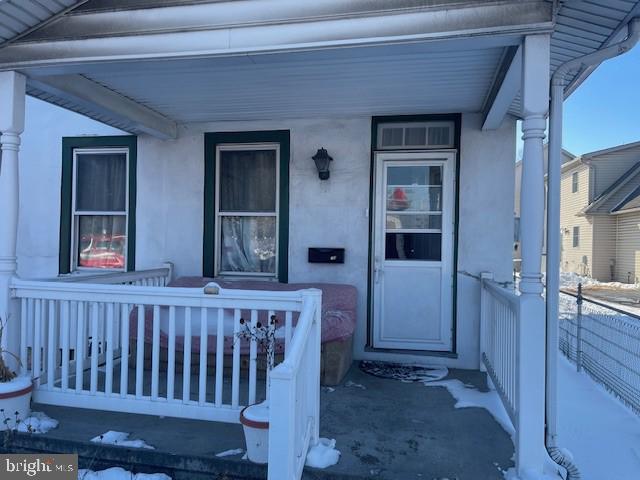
[312,148,333,180]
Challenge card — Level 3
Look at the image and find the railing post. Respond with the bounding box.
[302,289,322,447]
[479,272,494,372]
[576,283,583,372]
[268,366,296,480]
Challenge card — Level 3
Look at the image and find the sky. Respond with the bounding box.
[517,45,640,159]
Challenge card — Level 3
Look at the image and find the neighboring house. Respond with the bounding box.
[559,141,640,283]
[0,2,638,480]
[514,145,576,269]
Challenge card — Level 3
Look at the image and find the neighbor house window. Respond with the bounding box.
[60,137,137,274]
[573,226,580,247]
[204,130,290,281]
[572,172,579,193]
[215,144,279,277]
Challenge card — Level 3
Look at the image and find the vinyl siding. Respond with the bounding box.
[615,212,640,284]
[591,215,616,281]
[560,163,593,276]
[591,145,640,198]
[589,170,640,214]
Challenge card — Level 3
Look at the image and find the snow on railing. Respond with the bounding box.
[10,278,308,425]
[480,273,519,426]
[53,262,174,287]
[267,289,322,480]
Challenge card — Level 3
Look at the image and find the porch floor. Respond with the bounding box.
[7,364,514,480]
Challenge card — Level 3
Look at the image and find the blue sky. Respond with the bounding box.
[517,45,640,158]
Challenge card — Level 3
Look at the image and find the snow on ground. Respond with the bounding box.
[215,448,244,458]
[559,271,639,290]
[17,412,58,433]
[91,431,155,449]
[78,468,170,480]
[557,356,640,480]
[306,438,341,469]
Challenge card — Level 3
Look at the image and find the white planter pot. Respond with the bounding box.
[0,376,33,431]
[239,402,269,464]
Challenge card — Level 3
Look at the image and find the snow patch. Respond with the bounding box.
[426,380,514,438]
[215,448,244,458]
[91,431,155,449]
[559,271,638,290]
[17,412,58,434]
[306,438,341,469]
[344,381,366,390]
[322,387,335,393]
[78,467,170,480]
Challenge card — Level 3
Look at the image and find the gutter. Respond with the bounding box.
[545,16,640,478]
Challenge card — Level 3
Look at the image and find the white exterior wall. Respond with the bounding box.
[17,104,515,370]
[560,163,593,276]
[615,211,640,284]
[18,97,125,278]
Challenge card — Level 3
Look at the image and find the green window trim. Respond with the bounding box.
[203,130,290,282]
[59,135,137,274]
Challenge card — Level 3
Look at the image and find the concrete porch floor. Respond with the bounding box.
[4,364,514,480]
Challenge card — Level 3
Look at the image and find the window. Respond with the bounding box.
[60,137,137,274]
[216,144,279,276]
[572,172,579,193]
[573,226,580,247]
[204,131,290,281]
[377,122,455,149]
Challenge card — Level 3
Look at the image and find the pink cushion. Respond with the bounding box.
[130,277,357,354]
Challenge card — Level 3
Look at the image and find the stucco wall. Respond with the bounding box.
[18,105,516,370]
[18,97,125,278]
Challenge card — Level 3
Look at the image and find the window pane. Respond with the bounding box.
[219,149,276,212]
[387,165,441,186]
[428,126,452,146]
[387,186,442,212]
[220,216,276,273]
[78,215,126,269]
[404,127,426,146]
[385,233,441,260]
[386,213,442,230]
[76,152,127,212]
[381,128,403,147]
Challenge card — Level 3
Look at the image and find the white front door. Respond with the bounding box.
[372,152,454,351]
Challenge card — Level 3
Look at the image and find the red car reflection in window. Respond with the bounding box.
[79,234,126,269]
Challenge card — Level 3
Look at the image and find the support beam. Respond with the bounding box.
[517,33,550,479]
[0,71,25,368]
[28,75,177,140]
[482,46,522,130]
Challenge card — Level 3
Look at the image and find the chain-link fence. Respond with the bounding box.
[559,286,640,414]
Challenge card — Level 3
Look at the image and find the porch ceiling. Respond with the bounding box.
[26,39,509,126]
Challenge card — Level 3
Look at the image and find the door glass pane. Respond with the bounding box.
[385,233,441,261]
[220,216,276,273]
[386,213,442,230]
[78,215,126,269]
[219,149,276,212]
[76,152,127,212]
[387,165,442,212]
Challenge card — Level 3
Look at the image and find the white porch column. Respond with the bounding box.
[517,34,550,479]
[0,71,26,363]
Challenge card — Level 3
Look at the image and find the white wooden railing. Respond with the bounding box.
[10,277,319,429]
[267,289,322,480]
[479,273,519,426]
[53,263,174,287]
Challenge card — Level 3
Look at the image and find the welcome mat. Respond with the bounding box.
[359,361,448,383]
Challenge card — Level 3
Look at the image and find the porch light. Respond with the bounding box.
[312,148,333,180]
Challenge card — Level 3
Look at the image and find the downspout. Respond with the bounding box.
[545,16,640,477]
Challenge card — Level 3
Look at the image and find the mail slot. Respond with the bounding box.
[308,248,345,264]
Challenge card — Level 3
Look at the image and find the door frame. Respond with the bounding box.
[367,114,461,355]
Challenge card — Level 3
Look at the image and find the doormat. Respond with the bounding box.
[359,361,448,383]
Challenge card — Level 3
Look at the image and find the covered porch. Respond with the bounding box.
[0,1,628,479]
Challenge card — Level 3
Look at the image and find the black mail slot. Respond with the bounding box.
[308,248,345,264]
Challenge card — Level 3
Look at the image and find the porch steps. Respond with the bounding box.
[2,433,369,480]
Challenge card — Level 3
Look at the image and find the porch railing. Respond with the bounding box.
[268,289,322,480]
[479,273,519,425]
[53,263,174,287]
[10,277,316,426]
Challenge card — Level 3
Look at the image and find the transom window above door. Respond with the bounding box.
[377,121,455,149]
[215,144,280,277]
